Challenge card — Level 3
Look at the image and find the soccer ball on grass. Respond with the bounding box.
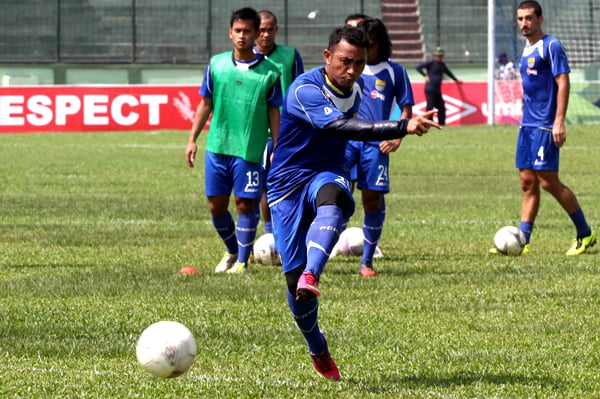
[136,320,196,378]
[253,233,281,265]
[332,227,364,256]
[329,227,384,258]
[493,226,526,256]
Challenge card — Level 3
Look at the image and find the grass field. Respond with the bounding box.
[1,125,598,398]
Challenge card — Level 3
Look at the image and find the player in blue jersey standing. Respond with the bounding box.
[511,0,595,255]
[267,25,440,381]
[343,17,415,277]
[185,7,282,273]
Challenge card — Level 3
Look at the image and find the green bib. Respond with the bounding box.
[207,52,280,163]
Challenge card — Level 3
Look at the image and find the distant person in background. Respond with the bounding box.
[496,0,595,255]
[185,7,282,274]
[343,17,415,277]
[254,10,304,238]
[496,52,519,80]
[416,47,462,125]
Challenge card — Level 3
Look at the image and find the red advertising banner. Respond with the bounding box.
[0,85,201,133]
[0,82,523,133]
[406,81,522,125]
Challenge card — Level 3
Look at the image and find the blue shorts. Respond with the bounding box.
[260,138,275,189]
[269,171,355,273]
[515,126,560,171]
[344,141,390,192]
[204,151,262,198]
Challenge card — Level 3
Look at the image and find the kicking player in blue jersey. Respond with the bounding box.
[185,7,282,273]
[513,1,595,255]
[267,25,440,381]
[344,17,415,277]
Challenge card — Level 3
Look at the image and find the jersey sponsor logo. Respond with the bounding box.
[370,90,385,101]
[526,57,538,75]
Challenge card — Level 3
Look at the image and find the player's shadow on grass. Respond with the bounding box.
[356,371,565,393]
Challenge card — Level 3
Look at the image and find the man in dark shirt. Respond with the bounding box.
[416,47,462,125]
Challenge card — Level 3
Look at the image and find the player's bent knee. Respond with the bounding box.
[316,183,353,214]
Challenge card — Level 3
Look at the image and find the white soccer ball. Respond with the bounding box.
[333,227,364,256]
[136,321,197,378]
[253,233,281,265]
[493,226,526,256]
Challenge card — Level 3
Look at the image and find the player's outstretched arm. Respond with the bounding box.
[325,109,441,141]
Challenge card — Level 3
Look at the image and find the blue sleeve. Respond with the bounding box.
[293,50,305,79]
[548,39,570,77]
[199,65,212,98]
[393,64,415,108]
[288,83,345,129]
[267,77,283,108]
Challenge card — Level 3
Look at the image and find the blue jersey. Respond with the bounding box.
[520,35,570,128]
[267,66,362,203]
[357,60,414,144]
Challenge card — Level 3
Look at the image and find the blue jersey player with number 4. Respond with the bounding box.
[267,25,440,381]
[503,1,595,255]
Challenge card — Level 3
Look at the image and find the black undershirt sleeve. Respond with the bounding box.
[324,117,409,141]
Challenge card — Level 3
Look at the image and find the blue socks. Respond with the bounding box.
[286,289,326,354]
[264,221,273,234]
[212,212,238,254]
[569,208,592,238]
[520,208,592,245]
[236,211,258,263]
[519,221,534,244]
[362,210,384,263]
[212,210,259,262]
[305,205,343,277]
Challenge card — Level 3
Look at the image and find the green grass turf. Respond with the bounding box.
[1,125,598,398]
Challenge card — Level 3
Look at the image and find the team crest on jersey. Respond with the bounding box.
[375,79,386,92]
[526,57,538,76]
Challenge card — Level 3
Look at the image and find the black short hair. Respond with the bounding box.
[328,25,369,52]
[258,10,278,26]
[518,1,542,17]
[230,7,260,31]
[344,13,369,24]
[358,17,392,62]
